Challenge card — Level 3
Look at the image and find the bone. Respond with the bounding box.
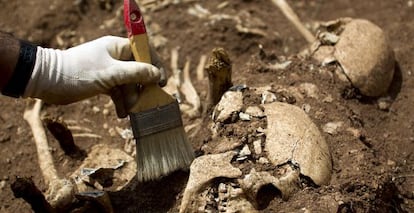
[180,151,242,213]
[163,47,182,98]
[24,100,59,184]
[196,54,207,81]
[205,48,233,112]
[23,99,76,210]
[72,133,102,139]
[243,167,300,202]
[271,0,315,43]
[264,102,332,186]
[180,58,201,118]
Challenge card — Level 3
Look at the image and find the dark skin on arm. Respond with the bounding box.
[0,31,20,91]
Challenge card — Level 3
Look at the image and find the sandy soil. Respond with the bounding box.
[0,0,413,212]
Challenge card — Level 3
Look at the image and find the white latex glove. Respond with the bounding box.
[23,36,163,108]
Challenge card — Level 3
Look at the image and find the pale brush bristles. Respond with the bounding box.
[136,127,195,182]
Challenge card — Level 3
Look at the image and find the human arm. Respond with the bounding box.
[0,34,165,117]
[0,31,19,91]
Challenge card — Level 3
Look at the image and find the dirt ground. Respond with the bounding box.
[0,0,413,212]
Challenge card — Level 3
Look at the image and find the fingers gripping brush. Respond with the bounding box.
[124,0,194,182]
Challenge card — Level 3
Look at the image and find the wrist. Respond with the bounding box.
[23,47,68,103]
[1,40,38,98]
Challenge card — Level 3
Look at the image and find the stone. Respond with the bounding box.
[239,112,251,121]
[299,83,319,99]
[253,140,262,155]
[323,122,344,135]
[261,91,277,104]
[239,145,252,157]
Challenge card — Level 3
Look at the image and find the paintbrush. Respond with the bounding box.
[123,0,194,182]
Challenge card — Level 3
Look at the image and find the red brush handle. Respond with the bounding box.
[124,0,147,37]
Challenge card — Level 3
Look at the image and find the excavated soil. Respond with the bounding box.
[0,0,413,212]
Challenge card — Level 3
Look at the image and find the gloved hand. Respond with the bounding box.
[110,43,167,118]
[23,36,166,117]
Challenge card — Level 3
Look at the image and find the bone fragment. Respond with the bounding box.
[24,100,59,184]
[180,58,201,118]
[196,55,207,81]
[180,151,241,213]
[205,48,233,111]
[271,0,315,43]
[23,100,76,210]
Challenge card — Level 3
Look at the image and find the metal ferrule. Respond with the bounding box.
[129,101,183,138]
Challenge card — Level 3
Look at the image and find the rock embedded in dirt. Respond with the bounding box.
[245,106,265,118]
[298,83,319,99]
[323,121,344,135]
[239,112,251,121]
[264,102,332,185]
[334,19,395,97]
[212,91,243,123]
[238,145,252,160]
[253,140,262,155]
[0,180,5,190]
[258,157,270,164]
[261,91,278,104]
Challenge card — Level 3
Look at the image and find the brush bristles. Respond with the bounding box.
[136,127,195,182]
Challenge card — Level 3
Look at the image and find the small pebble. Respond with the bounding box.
[302,104,311,113]
[387,160,396,166]
[218,183,227,193]
[299,83,319,99]
[256,127,266,133]
[116,127,133,140]
[92,106,100,113]
[239,145,251,157]
[239,112,251,121]
[323,122,344,135]
[349,149,358,154]
[261,91,277,104]
[347,127,362,138]
[322,95,334,103]
[236,156,248,161]
[377,97,392,111]
[108,128,117,137]
[253,140,262,155]
[258,157,269,164]
[0,180,6,190]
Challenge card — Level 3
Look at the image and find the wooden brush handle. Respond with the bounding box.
[129,34,175,113]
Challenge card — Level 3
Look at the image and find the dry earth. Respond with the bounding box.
[0,0,413,212]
